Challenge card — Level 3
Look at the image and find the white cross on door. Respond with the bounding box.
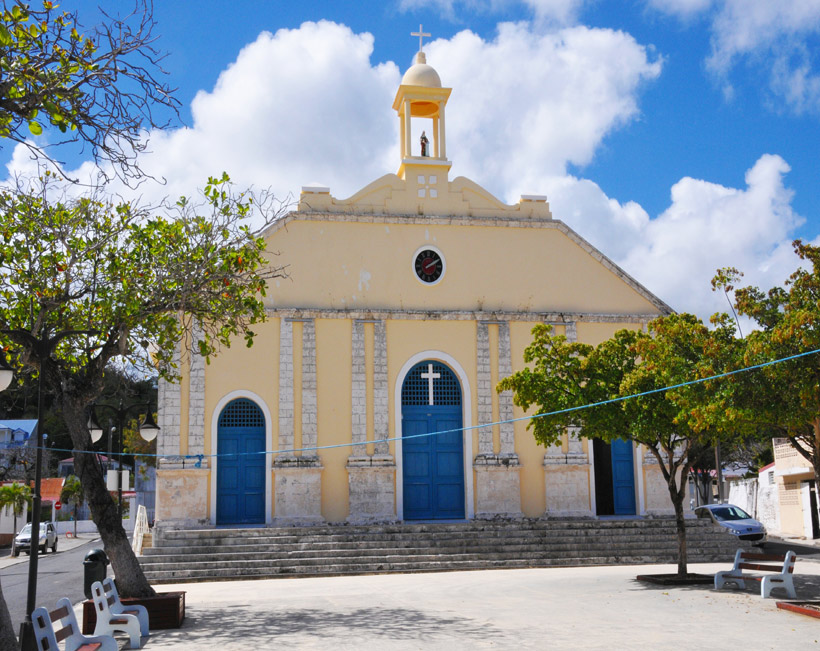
[419,363,440,406]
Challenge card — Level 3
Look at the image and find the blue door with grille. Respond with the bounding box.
[402,361,465,520]
[217,398,266,525]
[611,438,636,515]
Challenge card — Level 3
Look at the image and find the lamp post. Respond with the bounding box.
[1,329,98,651]
[88,400,159,521]
[2,335,56,650]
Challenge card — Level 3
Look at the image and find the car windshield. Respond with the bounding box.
[711,506,752,521]
[19,524,46,534]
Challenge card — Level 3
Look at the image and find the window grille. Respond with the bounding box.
[218,398,265,428]
[402,361,461,406]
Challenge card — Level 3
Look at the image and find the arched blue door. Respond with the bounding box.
[611,438,636,515]
[217,398,266,525]
[402,361,465,520]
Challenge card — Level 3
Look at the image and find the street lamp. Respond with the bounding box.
[88,401,160,520]
[0,348,12,392]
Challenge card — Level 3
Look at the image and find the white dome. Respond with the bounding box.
[401,52,441,88]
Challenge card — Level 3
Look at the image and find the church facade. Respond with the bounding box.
[154,46,677,530]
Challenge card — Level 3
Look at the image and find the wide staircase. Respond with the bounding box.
[139,518,739,584]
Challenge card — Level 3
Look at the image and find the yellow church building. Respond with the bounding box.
[154,42,676,530]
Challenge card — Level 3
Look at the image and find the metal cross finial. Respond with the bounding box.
[411,24,431,53]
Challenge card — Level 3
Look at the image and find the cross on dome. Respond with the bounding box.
[411,25,431,53]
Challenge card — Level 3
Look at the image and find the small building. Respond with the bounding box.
[772,438,819,539]
[0,419,37,447]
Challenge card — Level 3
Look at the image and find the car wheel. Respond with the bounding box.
[40,544,45,553]
[24,550,29,555]
[51,541,57,553]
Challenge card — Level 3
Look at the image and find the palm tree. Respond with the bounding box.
[0,482,31,555]
[60,475,83,538]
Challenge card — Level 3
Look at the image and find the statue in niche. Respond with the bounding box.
[420,131,429,157]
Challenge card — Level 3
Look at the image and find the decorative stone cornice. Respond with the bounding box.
[264,307,659,324]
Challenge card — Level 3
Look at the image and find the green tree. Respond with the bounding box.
[726,241,820,512]
[499,313,740,576]
[59,474,81,537]
[0,0,179,182]
[0,172,287,597]
[0,480,30,543]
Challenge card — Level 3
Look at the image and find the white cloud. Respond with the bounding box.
[609,154,805,318]
[426,22,662,201]
[648,0,820,114]
[645,0,714,18]
[5,19,659,212]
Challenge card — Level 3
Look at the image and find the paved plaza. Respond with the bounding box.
[136,561,820,650]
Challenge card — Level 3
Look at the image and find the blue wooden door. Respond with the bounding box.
[610,438,636,515]
[217,399,266,525]
[402,361,464,520]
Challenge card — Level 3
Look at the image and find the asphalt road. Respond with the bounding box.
[1,537,100,635]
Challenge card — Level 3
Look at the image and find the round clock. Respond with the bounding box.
[413,247,445,284]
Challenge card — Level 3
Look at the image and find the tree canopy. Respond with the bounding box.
[727,241,820,492]
[0,172,287,596]
[0,0,179,182]
[499,313,740,575]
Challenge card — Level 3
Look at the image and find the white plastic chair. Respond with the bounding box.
[102,577,149,637]
[90,580,142,649]
[32,596,117,651]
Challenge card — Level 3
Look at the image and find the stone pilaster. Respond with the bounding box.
[642,446,676,517]
[346,320,395,522]
[350,320,367,458]
[497,322,517,459]
[187,323,206,457]
[347,457,396,523]
[301,318,318,459]
[372,320,390,457]
[476,322,494,456]
[154,464,210,530]
[278,319,295,457]
[566,427,587,464]
[474,455,523,519]
[565,320,577,342]
[474,321,522,518]
[157,342,181,457]
[273,457,324,525]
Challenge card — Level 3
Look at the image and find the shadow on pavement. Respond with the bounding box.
[147,605,507,648]
[629,573,820,599]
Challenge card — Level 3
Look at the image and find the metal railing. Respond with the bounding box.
[131,504,149,555]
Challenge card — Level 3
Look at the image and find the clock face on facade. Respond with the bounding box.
[414,248,444,284]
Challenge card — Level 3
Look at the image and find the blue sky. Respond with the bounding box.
[8,0,820,319]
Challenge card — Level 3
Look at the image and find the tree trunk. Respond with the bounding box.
[0,577,17,651]
[671,489,688,577]
[63,398,156,598]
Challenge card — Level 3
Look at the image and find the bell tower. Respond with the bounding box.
[393,26,452,185]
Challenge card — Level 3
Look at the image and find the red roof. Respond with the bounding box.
[758,461,775,473]
[29,477,65,502]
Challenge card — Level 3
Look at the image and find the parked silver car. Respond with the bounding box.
[694,503,766,542]
[11,522,58,556]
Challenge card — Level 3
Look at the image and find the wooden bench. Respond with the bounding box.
[32,597,117,651]
[714,549,797,598]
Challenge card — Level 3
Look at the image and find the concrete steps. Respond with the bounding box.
[140,519,739,583]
